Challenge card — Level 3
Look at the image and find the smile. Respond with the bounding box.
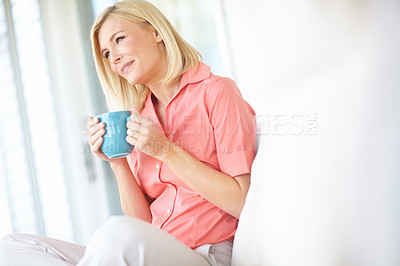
[121,61,134,74]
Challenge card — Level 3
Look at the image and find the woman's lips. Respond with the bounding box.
[121,61,134,74]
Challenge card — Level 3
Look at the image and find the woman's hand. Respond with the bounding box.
[126,109,172,161]
[86,116,115,162]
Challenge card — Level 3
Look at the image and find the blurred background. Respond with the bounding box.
[0,0,399,264]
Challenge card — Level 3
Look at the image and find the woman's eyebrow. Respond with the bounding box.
[101,30,124,55]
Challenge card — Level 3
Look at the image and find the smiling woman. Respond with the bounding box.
[0,0,256,265]
[98,18,166,87]
[90,1,203,112]
[85,0,255,257]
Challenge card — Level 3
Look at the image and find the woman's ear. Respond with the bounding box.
[153,29,163,43]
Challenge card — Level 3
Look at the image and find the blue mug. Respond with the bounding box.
[96,111,133,159]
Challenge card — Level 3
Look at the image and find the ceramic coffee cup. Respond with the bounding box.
[96,110,133,158]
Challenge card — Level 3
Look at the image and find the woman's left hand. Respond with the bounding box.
[126,108,172,161]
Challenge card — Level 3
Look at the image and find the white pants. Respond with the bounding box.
[0,216,232,266]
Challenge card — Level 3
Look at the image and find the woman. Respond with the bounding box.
[0,0,256,265]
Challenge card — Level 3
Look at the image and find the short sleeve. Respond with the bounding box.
[207,78,257,177]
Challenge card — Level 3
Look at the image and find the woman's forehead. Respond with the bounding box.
[98,18,133,44]
[100,17,130,35]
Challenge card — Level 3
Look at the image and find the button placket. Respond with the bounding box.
[154,161,177,227]
[155,162,161,181]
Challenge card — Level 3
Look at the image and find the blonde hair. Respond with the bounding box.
[90,0,202,111]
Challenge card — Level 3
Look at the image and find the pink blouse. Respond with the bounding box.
[127,62,256,248]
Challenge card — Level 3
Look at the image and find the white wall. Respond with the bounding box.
[224,0,400,265]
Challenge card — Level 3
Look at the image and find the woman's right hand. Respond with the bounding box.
[86,116,111,162]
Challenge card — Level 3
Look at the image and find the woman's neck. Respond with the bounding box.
[148,78,181,108]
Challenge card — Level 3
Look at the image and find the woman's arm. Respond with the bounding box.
[164,143,250,219]
[110,159,152,222]
[87,116,152,222]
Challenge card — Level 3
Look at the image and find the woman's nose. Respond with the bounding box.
[110,52,122,64]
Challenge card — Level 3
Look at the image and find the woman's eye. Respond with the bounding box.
[116,36,124,44]
[104,51,110,59]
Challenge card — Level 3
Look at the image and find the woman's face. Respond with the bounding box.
[98,17,165,86]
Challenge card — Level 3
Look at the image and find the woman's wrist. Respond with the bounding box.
[162,141,184,165]
[109,157,128,170]
[109,158,135,183]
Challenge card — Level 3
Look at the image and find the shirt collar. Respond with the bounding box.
[178,62,211,90]
[141,62,211,118]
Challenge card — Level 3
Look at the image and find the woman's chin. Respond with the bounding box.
[126,77,139,86]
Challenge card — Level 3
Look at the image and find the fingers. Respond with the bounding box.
[128,109,153,126]
[126,134,137,146]
[89,127,105,146]
[130,107,140,116]
[126,119,145,147]
[87,117,105,138]
[127,128,134,137]
[86,116,113,162]
[87,116,99,129]
[91,136,103,153]
[87,117,106,153]
[126,119,137,130]
[126,125,139,146]
[128,114,141,125]
[126,115,154,135]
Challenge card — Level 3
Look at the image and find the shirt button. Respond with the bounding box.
[155,164,160,170]
[166,208,171,214]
